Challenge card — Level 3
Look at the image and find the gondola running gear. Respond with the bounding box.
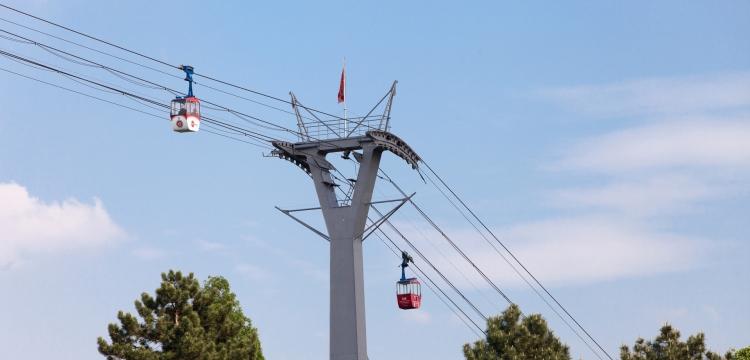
[170,65,200,133]
[396,251,421,310]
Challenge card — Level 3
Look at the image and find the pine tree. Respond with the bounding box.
[463,304,571,360]
[97,270,264,360]
[620,324,730,360]
[733,347,750,360]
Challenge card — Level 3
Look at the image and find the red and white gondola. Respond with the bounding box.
[170,65,200,133]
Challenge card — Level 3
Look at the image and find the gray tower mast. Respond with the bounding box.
[273,82,420,360]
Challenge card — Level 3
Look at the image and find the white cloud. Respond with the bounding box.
[0,182,124,269]
[552,174,717,216]
[497,218,701,285]
[400,217,702,289]
[560,119,750,173]
[547,75,750,218]
[452,71,750,287]
[543,72,750,117]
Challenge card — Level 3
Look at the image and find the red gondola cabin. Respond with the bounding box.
[396,278,422,310]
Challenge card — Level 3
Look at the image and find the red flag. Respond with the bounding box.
[337,66,345,103]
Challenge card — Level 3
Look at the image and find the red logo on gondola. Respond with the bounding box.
[191,120,195,128]
[176,120,184,127]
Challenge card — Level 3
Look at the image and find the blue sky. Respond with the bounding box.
[0,1,748,359]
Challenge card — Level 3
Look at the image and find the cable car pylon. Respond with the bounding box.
[272,81,420,360]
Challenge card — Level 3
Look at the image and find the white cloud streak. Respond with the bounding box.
[560,119,750,173]
[546,72,750,219]
[0,182,124,269]
[398,217,702,289]
[439,71,750,287]
[543,72,750,117]
[552,174,717,216]
[497,218,701,285]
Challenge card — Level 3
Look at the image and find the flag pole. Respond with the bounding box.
[343,57,348,136]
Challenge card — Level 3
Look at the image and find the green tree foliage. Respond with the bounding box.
[463,304,571,360]
[97,270,264,360]
[732,347,750,360]
[620,324,731,360]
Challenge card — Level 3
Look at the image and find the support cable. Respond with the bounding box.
[369,163,607,359]
[0,47,282,143]
[0,65,163,120]
[370,205,488,323]
[420,160,614,360]
[417,168,603,359]
[0,15,179,79]
[333,182,486,336]
[0,26,395,154]
[0,42,382,160]
[0,29,384,143]
[0,3,175,68]
[332,172,488,323]
[202,125,272,150]
[0,29,300,137]
[374,229,485,337]
[0,14,332,123]
[371,167,516,307]
[394,200,505,314]
[0,64,275,153]
[366,177,505,314]
[0,45,156,99]
[0,3,352,121]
